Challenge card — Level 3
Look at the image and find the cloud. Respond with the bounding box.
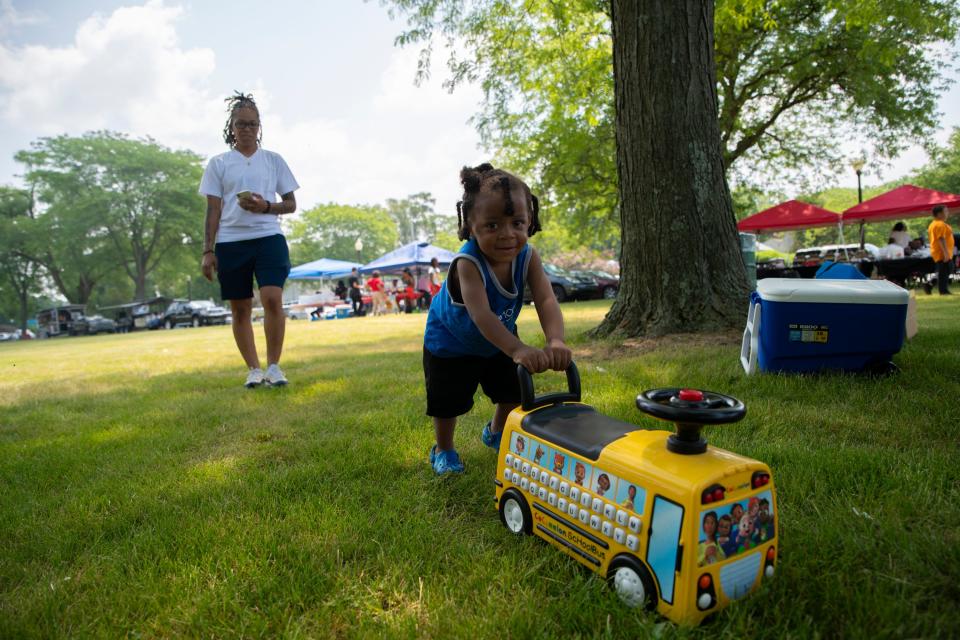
[264,42,485,213]
[0,0,44,36]
[0,1,485,214]
[0,1,221,148]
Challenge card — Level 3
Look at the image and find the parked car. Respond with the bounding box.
[793,243,880,265]
[0,329,18,341]
[85,315,117,334]
[162,299,230,329]
[572,269,620,299]
[36,304,88,337]
[100,297,173,332]
[523,264,597,303]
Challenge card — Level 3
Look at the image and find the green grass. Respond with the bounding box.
[1,297,958,639]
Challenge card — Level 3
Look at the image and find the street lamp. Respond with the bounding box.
[355,236,363,264]
[851,157,866,249]
[851,157,866,203]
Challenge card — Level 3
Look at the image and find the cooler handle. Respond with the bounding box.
[740,297,761,375]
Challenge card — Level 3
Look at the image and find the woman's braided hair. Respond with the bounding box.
[222,91,262,147]
[456,163,541,240]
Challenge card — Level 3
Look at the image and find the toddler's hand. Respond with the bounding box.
[544,339,573,371]
[512,345,549,373]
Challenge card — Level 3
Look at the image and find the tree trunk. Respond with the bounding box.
[135,273,147,302]
[595,0,749,337]
[17,288,28,331]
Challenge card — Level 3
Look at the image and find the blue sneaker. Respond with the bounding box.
[430,446,465,475]
[481,421,503,451]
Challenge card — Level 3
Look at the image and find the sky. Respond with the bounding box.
[0,0,486,217]
[0,0,958,219]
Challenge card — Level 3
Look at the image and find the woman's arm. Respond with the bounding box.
[201,195,222,282]
[240,191,297,214]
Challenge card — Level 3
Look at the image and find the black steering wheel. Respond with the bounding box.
[636,388,746,454]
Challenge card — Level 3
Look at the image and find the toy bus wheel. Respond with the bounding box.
[499,488,532,536]
[608,555,657,610]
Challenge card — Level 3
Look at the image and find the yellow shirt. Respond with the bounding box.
[927,218,955,262]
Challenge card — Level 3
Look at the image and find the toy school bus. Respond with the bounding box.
[494,364,777,625]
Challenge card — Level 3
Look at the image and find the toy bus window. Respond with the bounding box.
[509,432,528,458]
[615,482,646,516]
[532,443,548,467]
[698,489,775,567]
[593,472,614,498]
[647,496,685,605]
[569,459,592,488]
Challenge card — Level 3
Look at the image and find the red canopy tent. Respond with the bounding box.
[842,184,960,223]
[737,199,841,233]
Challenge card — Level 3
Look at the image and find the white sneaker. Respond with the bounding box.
[264,363,288,386]
[245,368,265,388]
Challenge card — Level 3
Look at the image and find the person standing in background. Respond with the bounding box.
[348,267,364,316]
[889,222,911,249]
[927,205,954,295]
[428,257,443,297]
[199,92,299,387]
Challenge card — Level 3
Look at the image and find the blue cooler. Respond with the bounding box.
[741,278,908,374]
[335,304,352,319]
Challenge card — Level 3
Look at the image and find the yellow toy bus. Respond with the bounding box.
[494,364,777,625]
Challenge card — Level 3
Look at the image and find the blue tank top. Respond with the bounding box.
[424,238,531,357]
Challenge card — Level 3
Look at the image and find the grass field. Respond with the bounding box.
[1,296,958,639]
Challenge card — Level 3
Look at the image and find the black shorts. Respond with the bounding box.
[423,347,522,418]
[215,234,290,300]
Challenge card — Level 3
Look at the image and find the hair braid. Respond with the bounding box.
[222,91,262,148]
[456,163,541,240]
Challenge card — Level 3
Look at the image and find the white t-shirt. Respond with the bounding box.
[198,148,299,243]
[890,230,911,248]
[879,243,905,260]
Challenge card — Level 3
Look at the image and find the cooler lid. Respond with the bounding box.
[756,278,909,304]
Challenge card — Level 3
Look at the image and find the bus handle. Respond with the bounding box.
[517,362,582,411]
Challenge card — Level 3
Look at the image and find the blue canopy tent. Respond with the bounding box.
[288,258,362,280]
[360,241,455,273]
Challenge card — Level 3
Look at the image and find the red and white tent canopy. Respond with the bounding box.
[737,200,841,233]
[842,184,960,224]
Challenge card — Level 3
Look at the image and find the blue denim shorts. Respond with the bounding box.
[215,234,290,300]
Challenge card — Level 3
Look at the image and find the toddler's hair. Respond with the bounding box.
[222,91,262,147]
[456,163,542,240]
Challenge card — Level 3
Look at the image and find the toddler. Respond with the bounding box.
[423,163,572,474]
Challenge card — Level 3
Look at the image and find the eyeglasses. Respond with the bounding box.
[234,120,260,130]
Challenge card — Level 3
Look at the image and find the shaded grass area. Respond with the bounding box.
[1,297,958,638]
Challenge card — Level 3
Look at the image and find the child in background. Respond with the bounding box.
[367,270,386,316]
[389,278,402,313]
[423,163,572,474]
[428,256,443,296]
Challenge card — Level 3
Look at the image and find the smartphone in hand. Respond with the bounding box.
[237,190,252,200]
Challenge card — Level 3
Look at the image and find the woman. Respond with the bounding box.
[199,92,299,388]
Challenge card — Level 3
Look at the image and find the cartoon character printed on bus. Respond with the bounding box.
[736,513,756,552]
[515,435,526,456]
[729,503,744,540]
[697,511,726,567]
[622,485,637,511]
[552,453,565,474]
[718,514,736,557]
[756,498,774,543]
[574,461,586,486]
[595,473,611,497]
[534,444,545,465]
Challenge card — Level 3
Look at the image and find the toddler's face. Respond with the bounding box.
[469,191,531,264]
